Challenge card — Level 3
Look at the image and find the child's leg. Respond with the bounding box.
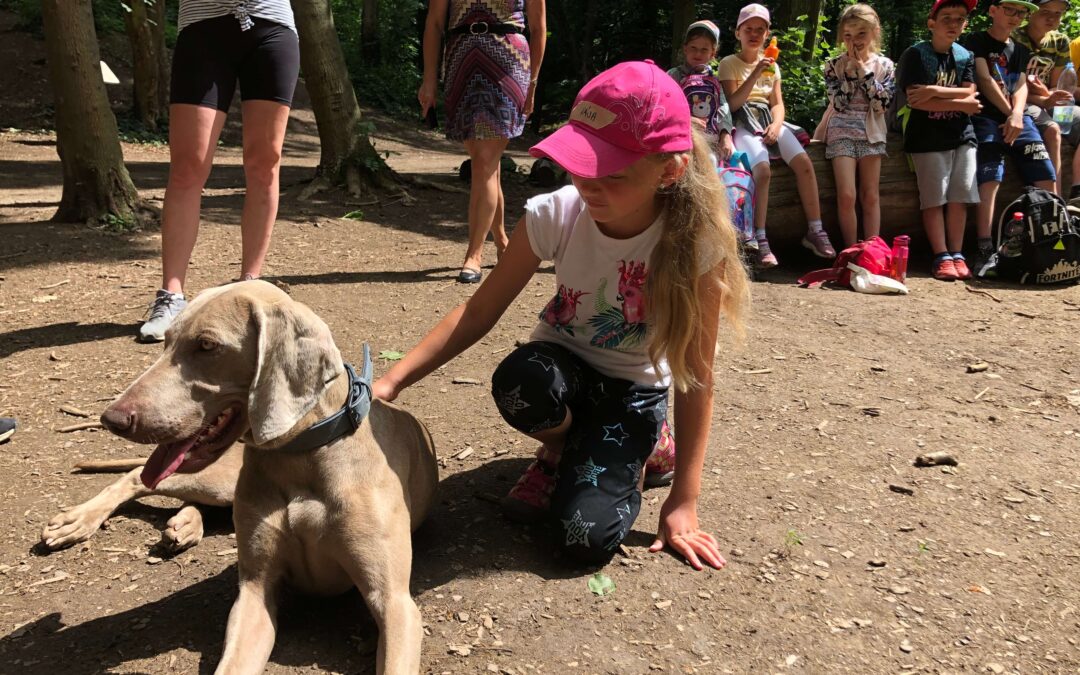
[549,376,669,564]
[750,161,771,234]
[1010,116,1057,194]
[945,202,968,253]
[831,155,858,246]
[779,137,822,223]
[857,155,883,241]
[491,341,585,521]
[922,205,948,254]
[975,180,1000,240]
[1043,120,1062,195]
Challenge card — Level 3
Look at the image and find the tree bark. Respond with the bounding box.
[773,0,824,60]
[361,0,379,62]
[42,0,143,226]
[671,0,695,67]
[124,0,169,130]
[291,0,396,197]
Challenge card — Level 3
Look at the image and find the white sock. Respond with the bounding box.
[808,219,824,233]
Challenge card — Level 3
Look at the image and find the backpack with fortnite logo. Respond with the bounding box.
[975,187,1080,284]
[717,152,755,249]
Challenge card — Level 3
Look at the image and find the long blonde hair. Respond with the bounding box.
[838,3,883,53]
[646,128,751,393]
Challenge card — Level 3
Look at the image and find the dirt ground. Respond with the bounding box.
[2,15,1080,675]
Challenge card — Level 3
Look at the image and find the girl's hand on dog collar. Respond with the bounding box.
[649,495,726,571]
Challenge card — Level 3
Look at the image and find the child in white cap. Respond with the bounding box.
[668,20,735,163]
[718,3,836,267]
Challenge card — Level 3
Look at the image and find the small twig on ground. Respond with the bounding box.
[57,421,103,433]
[39,279,71,290]
[964,285,1003,303]
[74,458,145,472]
[973,387,990,401]
[1014,310,1040,319]
[732,367,773,375]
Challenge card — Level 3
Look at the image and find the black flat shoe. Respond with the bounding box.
[457,268,482,284]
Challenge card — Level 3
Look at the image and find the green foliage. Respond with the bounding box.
[97,211,138,232]
[773,16,832,131]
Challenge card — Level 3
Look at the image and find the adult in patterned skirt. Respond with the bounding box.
[419,0,547,283]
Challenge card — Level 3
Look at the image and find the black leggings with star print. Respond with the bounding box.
[491,341,669,564]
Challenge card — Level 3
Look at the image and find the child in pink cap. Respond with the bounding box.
[719,3,836,267]
[375,60,749,569]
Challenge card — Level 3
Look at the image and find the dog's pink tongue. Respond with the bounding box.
[140,437,197,489]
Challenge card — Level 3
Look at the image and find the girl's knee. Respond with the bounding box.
[491,344,567,428]
[837,188,857,211]
[553,505,626,565]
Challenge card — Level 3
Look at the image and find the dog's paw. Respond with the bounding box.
[162,505,204,551]
[40,505,110,550]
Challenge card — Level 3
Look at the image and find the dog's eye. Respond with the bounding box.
[198,338,218,352]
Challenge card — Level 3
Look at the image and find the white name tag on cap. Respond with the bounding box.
[570,101,616,129]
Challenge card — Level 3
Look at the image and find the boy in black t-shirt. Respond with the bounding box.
[896,0,983,280]
[964,0,1056,269]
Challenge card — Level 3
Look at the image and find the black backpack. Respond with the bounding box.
[975,187,1080,284]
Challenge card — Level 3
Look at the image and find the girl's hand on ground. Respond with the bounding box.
[372,377,398,402]
[649,496,726,571]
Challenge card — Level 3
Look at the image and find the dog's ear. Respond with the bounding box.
[248,299,343,445]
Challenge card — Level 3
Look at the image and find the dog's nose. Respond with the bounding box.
[101,407,136,435]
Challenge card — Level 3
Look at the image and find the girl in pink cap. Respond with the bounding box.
[719,3,836,267]
[374,60,749,569]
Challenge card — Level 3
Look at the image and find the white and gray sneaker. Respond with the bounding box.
[138,290,187,343]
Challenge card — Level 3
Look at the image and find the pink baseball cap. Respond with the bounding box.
[737,3,771,27]
[529,60,692,179]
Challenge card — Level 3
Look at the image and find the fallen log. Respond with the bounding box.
[764,137,1072,247]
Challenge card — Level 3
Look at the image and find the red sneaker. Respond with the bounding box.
[952,257,972,280]
[932,257,959,281]
[644,420,675,488]
[501,460,556,524]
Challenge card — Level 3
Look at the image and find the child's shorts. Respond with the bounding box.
[971,115,1056,186]
[734,126,806,168]
[825,138,887,160]
[910,145,979,210]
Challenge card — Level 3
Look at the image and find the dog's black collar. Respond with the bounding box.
[272,344,373,453]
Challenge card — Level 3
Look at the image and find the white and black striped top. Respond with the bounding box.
[178,0,295,34]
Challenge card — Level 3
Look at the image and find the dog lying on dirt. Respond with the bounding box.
[44,281,438,674]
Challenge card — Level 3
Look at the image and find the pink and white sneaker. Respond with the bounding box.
[501,460,556,524]
[801,228,836,259]
[644,420,675,488]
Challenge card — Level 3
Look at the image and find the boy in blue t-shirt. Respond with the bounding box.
[963,0,1056,268]
[896,0,983,280]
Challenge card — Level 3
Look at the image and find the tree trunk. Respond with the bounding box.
[361,0,379,62]
[124,0,169,130]
[773,0,824,61]
[42,0,143,226]
[671,0,695,67]
[291,0,395,197]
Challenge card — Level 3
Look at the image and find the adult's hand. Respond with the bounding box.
[417,78,437,115]
[524,82,537,117]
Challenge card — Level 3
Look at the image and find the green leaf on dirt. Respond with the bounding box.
[379,350,405,361]
[588,572,615,596]
[342,210,364,220]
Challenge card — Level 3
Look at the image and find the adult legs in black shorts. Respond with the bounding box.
[170,16,300,110]
[138,15,300,343]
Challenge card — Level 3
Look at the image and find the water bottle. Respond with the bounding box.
[763,37,780,76]
[1000,212,1025,258]
[891,235,910,282]
[1054,63,1077,134]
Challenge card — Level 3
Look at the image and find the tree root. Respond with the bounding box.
[403,175,470,195]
